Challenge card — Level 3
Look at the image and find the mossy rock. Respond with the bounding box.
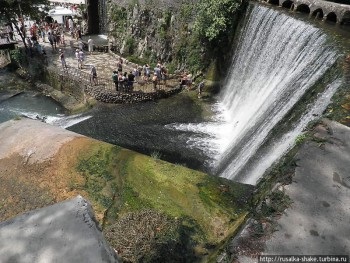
[75,142,253,262]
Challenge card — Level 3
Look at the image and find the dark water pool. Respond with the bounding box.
[68,93,211,171]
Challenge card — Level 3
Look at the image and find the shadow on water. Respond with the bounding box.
[68,93,212,172]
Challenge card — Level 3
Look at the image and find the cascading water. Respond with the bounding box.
[167,4,340,185]
[0,92,92,128]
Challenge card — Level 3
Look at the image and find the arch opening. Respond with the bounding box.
[268,0,280,6]
[282,0,293,9]
[326,12,337,23]
[341,11,350,25]
[296,4,310,14]
[311,8,324,20]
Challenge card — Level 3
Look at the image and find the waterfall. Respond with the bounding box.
[167,4,339,185]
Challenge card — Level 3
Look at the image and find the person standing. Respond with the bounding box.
[154,64,161,79]
[75,49,80,68]
[117,58,123,73]
[48,32,54,50]
[112,71,119,91]
[59,49,67,69]
[127,71,135,92]
[197,81,205,98]
[78,49,84,69]
[78,38,84,51]
[68,18,74,35]
[90,65,97,85]
[88,37,94,55]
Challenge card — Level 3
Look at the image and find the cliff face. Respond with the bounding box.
[108,0,198,68]
[107,0,246,77]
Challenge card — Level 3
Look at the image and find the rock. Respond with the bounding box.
[0,196,119,263]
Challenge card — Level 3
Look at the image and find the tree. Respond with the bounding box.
[194,0,241,42]
[0,0,49,48]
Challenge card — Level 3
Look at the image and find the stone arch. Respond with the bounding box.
[282,0,293,9]
[340,11,350,25]
[268,0,280,6]
[325,12,337,23]
[311,8,324,20]
[295,4,310,14]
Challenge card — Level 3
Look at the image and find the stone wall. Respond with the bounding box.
[85,84,183,104]
[45,69,86,102]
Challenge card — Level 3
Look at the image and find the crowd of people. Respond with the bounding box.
[110,59,171,92]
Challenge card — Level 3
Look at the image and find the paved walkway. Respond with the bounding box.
[35,34,180,94]
[41,35,131,80]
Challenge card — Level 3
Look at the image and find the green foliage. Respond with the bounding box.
[295,133,309,146]
[108,4,128,36]
[0,0,49,23]
[125,36,135,55]
[194,0,240,42]
[77,147,116,209]
[9,49,25,66]
[179,4,194,21]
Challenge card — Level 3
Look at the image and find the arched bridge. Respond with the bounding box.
[261,0,350,24]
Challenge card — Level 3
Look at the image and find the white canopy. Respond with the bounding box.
[49,0,86,4]
[48,6,74,16]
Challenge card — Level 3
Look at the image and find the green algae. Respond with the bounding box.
[75,141,253,261]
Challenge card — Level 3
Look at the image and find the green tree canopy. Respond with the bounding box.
[0,0,49,47]
[194,0,241,42]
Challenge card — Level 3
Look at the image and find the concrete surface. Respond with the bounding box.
[0,195,119,263]
[0,118,83,163]
[264,119,350,254]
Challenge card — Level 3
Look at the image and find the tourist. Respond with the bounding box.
[197,81,205,98]
[48,32,54,50]
[68,18,74,34]
[88,37,94,55]
[132,67,139,81]
[161,65,168,85]
[117,58,123,73]
[76,25,82,40]
[152,74,158,91]
[145,64,151,80]
[78,38,84,51]
[75,49,80,68]
[78,49,85,69]
[186,73,193,90]
[118,73,125,91]
[154,64,161,80]
[127,71,135,92]
[59,49,67,69]
[112,71,119,91]
[90,65,97,85]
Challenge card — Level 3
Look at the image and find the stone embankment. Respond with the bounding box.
[85,84,182,104]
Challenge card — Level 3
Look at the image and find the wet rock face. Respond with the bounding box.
[0,196,119,263]
[108,0,199,64]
